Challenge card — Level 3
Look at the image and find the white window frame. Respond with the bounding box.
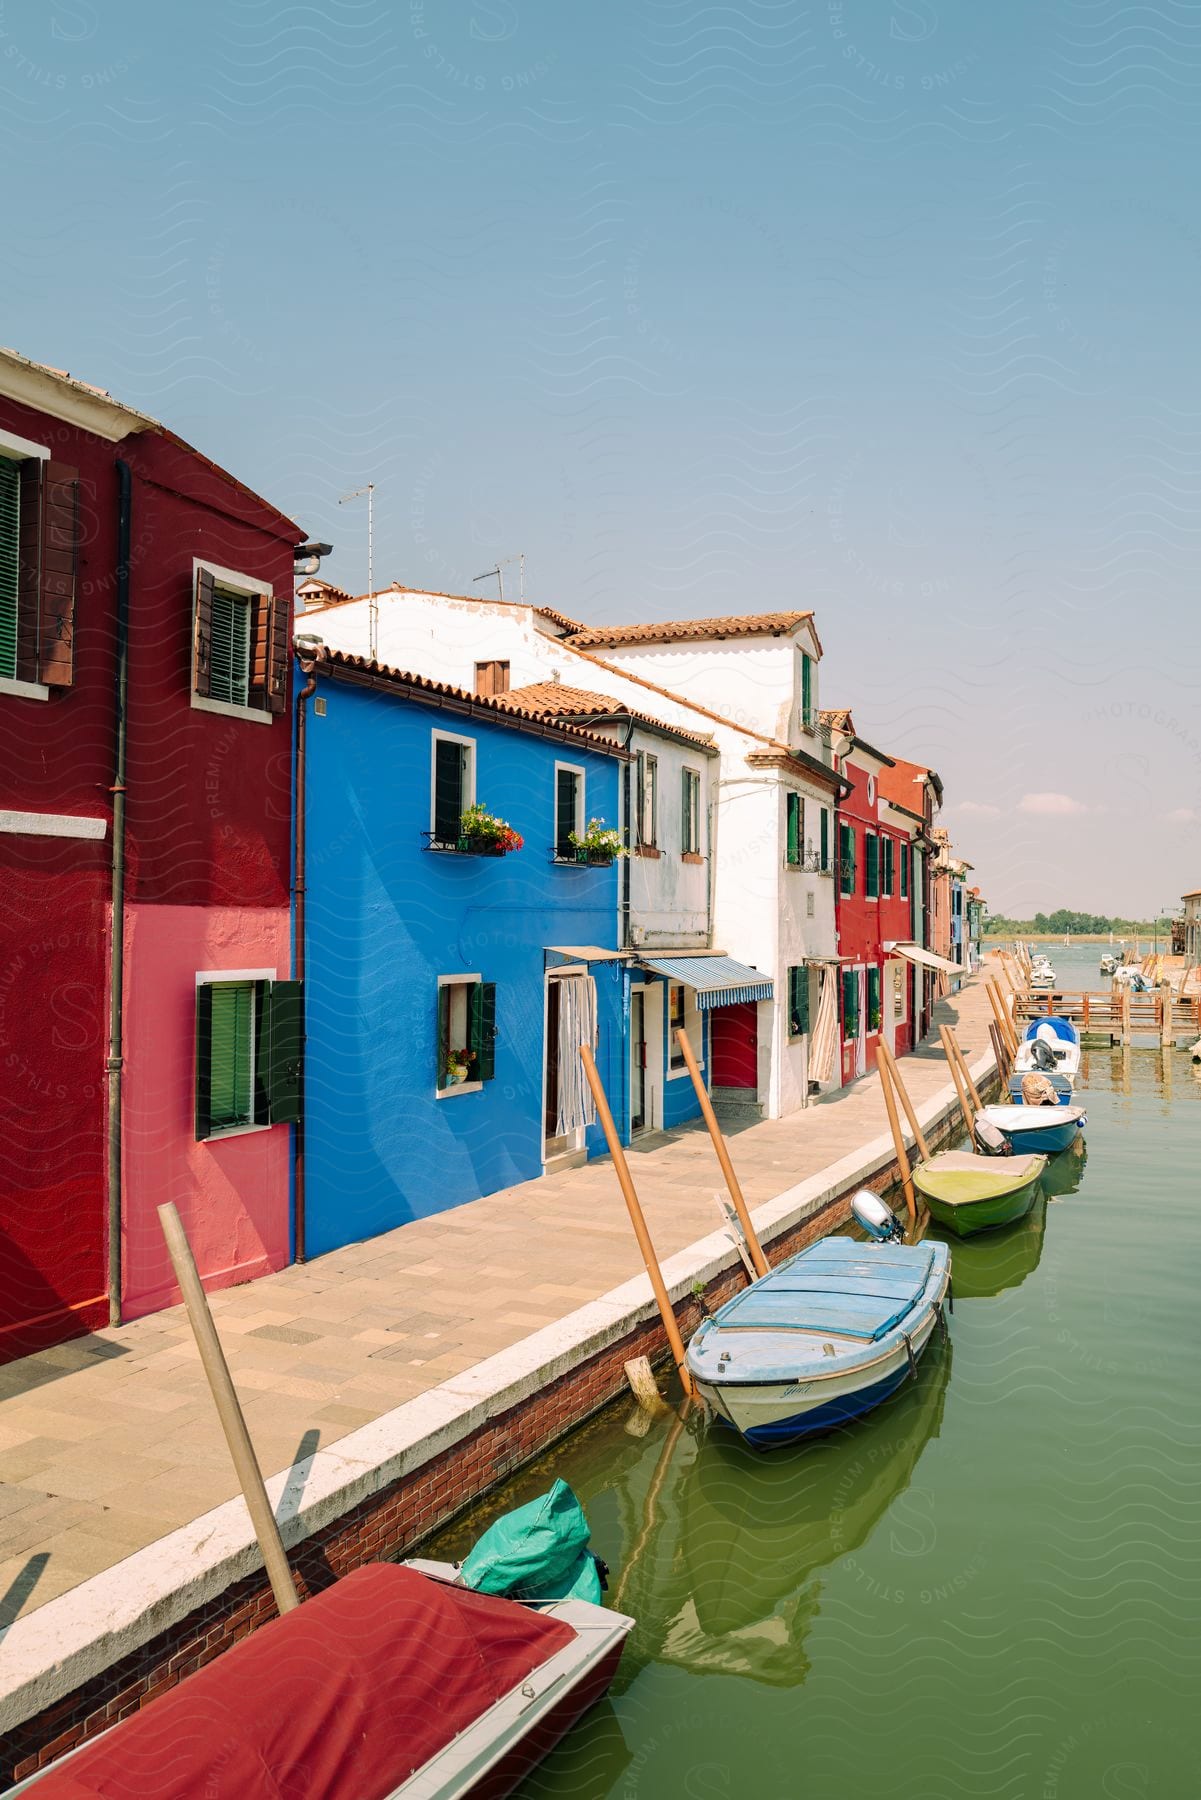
[436,970,483,1099]
[0,427,52,701]
[665,982,704,1080]
[430,729,477,841]
[637,751,658,848]
[682,765,702,855]
[554,760,585,855]
[194,966,277,1140]
[191,557,274,726]
[893,960,908,1024]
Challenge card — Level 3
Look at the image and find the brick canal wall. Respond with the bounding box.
[3,1078,987,1784]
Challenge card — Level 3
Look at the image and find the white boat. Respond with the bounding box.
[9,1560,634,1799]
[1099,953,1118,976]
[1008,1017,1081,1103]
[975,1102,1085,1156]
[685,1197,951,1448]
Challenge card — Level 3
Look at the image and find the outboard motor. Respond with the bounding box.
[851,1189,904,1243]
[973,1115,1012,1157]
[1031,1038,1057,1072]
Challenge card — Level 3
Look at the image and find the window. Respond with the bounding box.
[820,807,830,872]
[193,561,286,721]
[681,767,701,855]
[668,983,687,1068]
[785,791,804,867]
[555,763,584,857]
[788,966,809,1040]
[437,975,496,1094]
[867,964,882,1032]
[901,842,910,898]
[882,835,894,897]
[865,832,879,899]
[474,660,510,697]
[842,968,859,1041]
[195,976,301,1140]
[431,732,476,847]
[839,821,856,895]
[894,964,908,1022]
[0,438,79,695]
[637,752,658,848]
[800,651,815,729]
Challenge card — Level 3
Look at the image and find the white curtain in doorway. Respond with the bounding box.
[556,975,598,1138]
[809,968,838,1084]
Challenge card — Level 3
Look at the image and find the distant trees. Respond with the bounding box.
[985,909,1168,936]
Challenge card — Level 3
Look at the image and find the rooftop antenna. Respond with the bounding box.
[339,484,376,657]
[472,553,525,604]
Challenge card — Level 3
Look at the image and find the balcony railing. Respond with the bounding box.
[785,850,833,875]
[549,845,618,867]
[422,831,509,858]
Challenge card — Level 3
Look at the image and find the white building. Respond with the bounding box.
[297,583,842,1120]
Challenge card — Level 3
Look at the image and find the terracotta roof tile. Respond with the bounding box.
[504,681,716,749]
[819,707,854,733]
[564,610,814,649]
[301,647,628,756]
[297,581,582,634]
[879,755,943,810]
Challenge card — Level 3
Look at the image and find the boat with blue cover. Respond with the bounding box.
[976,1102,1085,1156]
[685,1222,951,1449]
[1008,1016,1081,1105]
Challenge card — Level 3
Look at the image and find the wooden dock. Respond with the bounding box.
[1015,988,1201,1046]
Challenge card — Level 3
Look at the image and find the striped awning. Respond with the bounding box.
[640,954,774,1009]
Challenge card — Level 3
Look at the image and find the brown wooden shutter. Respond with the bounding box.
[266,590,290,713]
[194,566,216,696]
[38,461,79,687]
[249,590,271,704]
[14,460,42,684]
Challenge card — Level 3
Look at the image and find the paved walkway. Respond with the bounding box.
[0,975,999,1628]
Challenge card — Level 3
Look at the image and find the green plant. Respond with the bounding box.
[459,802,523,853]
[568,818,625,858]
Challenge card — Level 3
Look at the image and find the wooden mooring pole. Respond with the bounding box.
[580,1045,695,1398]
[945,1025,983,1113]
[674,1027,769,1279]
[939,1026,975,1137]
[876,1039,930,1160]
[158,1203,300,1617]
[876,1054,918,1229]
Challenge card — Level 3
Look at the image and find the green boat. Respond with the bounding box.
[912,1150,1047,1238]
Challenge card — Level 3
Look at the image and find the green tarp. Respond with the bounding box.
[461,1479,605,1605]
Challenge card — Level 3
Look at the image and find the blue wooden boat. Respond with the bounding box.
[686,1223,951,1449]
[977,1103,1085,1156]
[1008,1016,1081,1105]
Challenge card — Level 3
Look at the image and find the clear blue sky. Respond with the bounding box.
[5,0,1198,916]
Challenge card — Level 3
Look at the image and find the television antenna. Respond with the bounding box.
[472,553,525,604]
[338,484,377,657]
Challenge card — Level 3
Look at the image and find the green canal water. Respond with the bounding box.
[426,954,1201,1798]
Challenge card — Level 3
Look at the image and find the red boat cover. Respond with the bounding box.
[36,1566,576,1800]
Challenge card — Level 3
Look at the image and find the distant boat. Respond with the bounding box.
[686,1216,951,1449]
[975,1102,1085,1157]
[912,1151,1047,1237]
[1100,952,1118,976]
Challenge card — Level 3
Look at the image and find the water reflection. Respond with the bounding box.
[618,1334,952,1689]
[1041,1137,1087,1201]
[931,1190,1048,1299]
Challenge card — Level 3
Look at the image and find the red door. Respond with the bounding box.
[711,1003,758,1088]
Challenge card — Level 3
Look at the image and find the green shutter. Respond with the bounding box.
[471,981,497,1081]
[556,768,578,855]
[867,965,882,1030]
[789,966,809,1038]
[208,588,251,706]
[882,836,893,896]
[820,807,829,871]
[866,835,879,899]
[263,980,303,1124]
[203,982,254,1132]
[842,969,859,1040]
[901,842,909,897]
[0,457,20,681]
[786,792,800,865]
[682,769,699,854]
[195,983,214,1140]
[840,822,856,895]
[801,653,813,727]
[434,739,466,844]
[437,983,450,1082]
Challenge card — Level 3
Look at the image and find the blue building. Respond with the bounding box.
[297,651,630,1257]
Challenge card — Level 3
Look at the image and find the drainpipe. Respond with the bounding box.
[106,461,131,1327]
[619,719,635,950]
[292,661,318,1262]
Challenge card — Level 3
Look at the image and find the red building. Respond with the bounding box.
[823,712,923,1085]
[0,348,305,1361]
[877,754,943,1045]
